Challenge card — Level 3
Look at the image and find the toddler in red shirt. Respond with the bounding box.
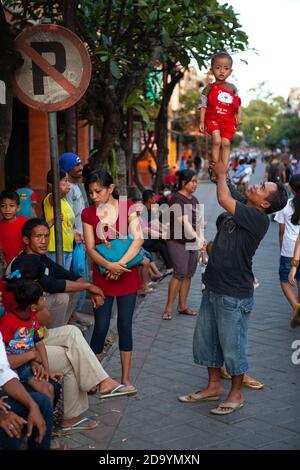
[0,276,62,405]
[0,190,28,267]
[199,51,242,182]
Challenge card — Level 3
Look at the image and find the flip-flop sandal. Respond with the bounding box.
[220,370,264,389]
[210,402,244,415]
[242,380,264,390]
[178,308,197,316]
[61,417,98,431]
[178,392,220,403]
[99,384,137,399]
[291,304,300,328]
[163,311,173,320]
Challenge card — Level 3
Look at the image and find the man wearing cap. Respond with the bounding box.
[59,153,91,325]
[59,152,88,241]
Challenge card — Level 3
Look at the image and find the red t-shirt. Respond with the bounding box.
[0,216,28,265]
[206,82,240,125]
[0,311,43,354]
[81,201,142,297]
[0,279,16,312]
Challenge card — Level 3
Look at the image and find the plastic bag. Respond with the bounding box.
[72,243,87,278]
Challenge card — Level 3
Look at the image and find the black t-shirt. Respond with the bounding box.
[11,252,80,294]
[203,197,269,299]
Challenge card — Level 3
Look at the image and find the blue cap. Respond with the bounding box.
[59,153,82,173]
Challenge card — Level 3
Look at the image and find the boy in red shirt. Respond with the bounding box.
[199,51,242,182]
[0,191,28,267]
[0,276,62,405]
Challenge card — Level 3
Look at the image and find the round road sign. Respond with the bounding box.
[13,24,92,112]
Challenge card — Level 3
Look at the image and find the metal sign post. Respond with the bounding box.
[48,112,64,266]
[13,24,92,266]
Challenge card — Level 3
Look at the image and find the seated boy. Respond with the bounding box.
[0,277,62,406]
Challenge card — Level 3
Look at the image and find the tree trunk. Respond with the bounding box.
[116,143,127,196]
[0,2,23,167]
[154,70,183,192]
[89,79,122,170]
[63,0,78,153]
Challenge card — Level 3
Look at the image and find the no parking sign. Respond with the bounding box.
[13,24,91,112]
[12,24,92,266]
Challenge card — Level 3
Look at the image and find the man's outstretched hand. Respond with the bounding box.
[209,161,227,178]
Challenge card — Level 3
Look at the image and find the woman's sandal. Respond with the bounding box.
[163,311,172,320]
[177,307,197,316]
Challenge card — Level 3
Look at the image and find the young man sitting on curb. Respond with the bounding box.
[6,218,104,329]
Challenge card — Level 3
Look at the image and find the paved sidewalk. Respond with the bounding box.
[57,162,300,450]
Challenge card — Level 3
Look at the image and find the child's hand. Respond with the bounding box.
[236,115,242,126]
[199,122,206,134]
[31,361,46,381]
[48,372,63,383]
[0,396,11,414]
[236,110,242,126]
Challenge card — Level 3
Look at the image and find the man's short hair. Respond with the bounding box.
[0,190,20,205]
[142,189,155,204]
[265,183,288,214]
[22,218,49,238]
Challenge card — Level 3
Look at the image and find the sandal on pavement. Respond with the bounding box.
[291,303,300,329]
[210,401,244,415]
[178,307,197,316]
[242,379,264,390]
[163,311,173,320]
[220,370,264,390]
[61,417,98,432]
[178,392,220,403]
[99,384,137,399]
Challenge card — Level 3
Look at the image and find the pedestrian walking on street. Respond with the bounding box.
[82,170,143,390]
[163,170,203,320]
[179,161,287,415]
[274,174,300,326]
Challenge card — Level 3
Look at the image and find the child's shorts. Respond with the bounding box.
[206,118,236,141]
[17,363,34,384]
[279,255,300,283]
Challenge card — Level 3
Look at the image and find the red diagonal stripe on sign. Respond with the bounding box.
[19,41,78,96]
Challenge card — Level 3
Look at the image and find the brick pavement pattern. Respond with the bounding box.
[58,161,300,450]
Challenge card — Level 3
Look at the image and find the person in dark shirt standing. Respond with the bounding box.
[179,161,288,414]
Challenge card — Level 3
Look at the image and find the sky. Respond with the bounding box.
[204,0,300,105]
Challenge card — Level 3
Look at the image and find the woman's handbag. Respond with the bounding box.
[96,232,143,274]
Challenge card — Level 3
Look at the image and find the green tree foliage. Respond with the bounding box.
[4,0,248,191]
[241,83,285,147]
[265,113,300,155]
